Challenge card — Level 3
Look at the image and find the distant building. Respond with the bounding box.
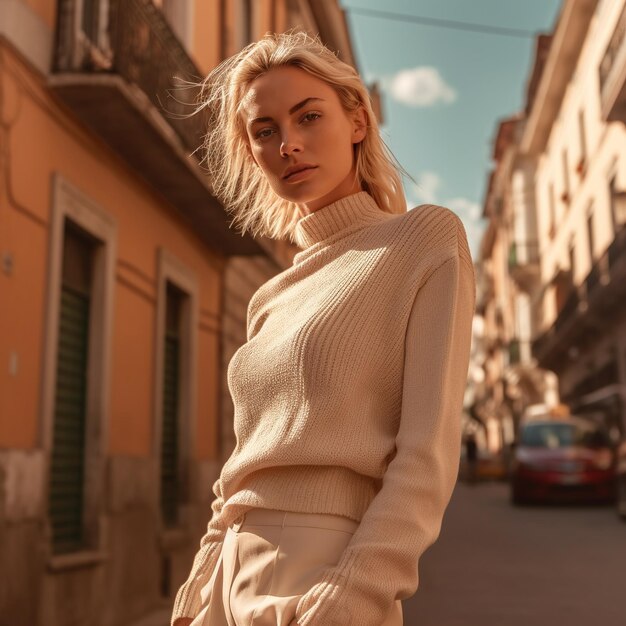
[0,1,374,625]
[475,0,626,454]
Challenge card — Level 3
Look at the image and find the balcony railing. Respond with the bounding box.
[508,239,540,293]
[508,240,540,269]
[532,223,626,369]
[54,0,203,152]
[50,0,264,256]
[599,1,626,124]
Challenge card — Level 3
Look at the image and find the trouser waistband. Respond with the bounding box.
[230,508,359,533]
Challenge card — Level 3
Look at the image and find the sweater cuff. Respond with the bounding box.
[170,541,222,625]
[293,551,359,626]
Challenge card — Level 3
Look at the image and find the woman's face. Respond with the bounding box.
[241,65,367,214]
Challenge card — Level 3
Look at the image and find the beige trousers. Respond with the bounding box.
[190,508,403,626]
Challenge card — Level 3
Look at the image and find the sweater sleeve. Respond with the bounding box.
[293,219,476,626]
[170,476,228,625]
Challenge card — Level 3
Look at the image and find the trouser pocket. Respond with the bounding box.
[230,511,357,626]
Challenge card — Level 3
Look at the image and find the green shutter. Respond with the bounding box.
[161,332,180,527]
[49,285,90,554]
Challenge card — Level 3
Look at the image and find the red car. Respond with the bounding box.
[510,416,616,505]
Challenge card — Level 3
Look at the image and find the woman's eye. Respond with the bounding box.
[302,112,321,123]
[256,128,274,139]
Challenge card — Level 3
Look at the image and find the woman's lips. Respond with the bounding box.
[284,166,318,182]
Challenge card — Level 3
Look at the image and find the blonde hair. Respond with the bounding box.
[188,29,409,244]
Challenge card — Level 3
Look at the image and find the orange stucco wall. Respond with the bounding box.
[23,0,55,29]
[196,329,221,458]
[0,202,47,448]
[1,0,293,457]
[0,42,223,459]
[192,0,222,75]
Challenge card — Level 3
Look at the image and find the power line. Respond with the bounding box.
[343,5,539,40]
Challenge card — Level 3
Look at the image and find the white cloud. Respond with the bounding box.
[407,171,442,207]
[446,198,484,261]
[405,175,484,259]
[445,197,482,222]
[387,66,457,108]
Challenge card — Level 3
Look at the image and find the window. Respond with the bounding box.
[78,0,110,53]
[81,0,99,43]
[220,0,255,57]
[520,421,609,449]
[162,0,194,49]
[155,248,198,535]
[577,109,587,175]
[44,173,117,565]
[586,205,594,262]
[609,174,618,231]
[234,0,256,50]
[548,182,556,238]
[161,283,184,528]
[49,223,96,554]
[553,264,572,315]
[561,148,571,204]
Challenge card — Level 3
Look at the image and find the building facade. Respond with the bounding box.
[0,2,375,625]
[475,0,626,458]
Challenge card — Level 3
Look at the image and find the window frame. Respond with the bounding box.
[42,173,117,570]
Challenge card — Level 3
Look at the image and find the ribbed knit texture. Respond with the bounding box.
[171,191,476,626]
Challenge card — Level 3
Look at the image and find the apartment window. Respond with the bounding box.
[49,224,95,554]
[609,174,618,231]
[161,283,184,527]
[561,148,571,204]
[242,0,253,45]
[577,109,587,175]
[162,0,193,49]
[78,0,111,52]
[220,0,255,56]
[155,249,198,534]
[586,205,594,262]
[549,182,556,238]
[44,174,116,565]
[553,264,575,317]
[232,0,256,50]
[80,0,99,44]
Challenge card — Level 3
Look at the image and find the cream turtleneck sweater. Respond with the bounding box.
[171,191,476,626]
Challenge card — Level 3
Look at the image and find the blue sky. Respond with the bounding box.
[341,0,562,259]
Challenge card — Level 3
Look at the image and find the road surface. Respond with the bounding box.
[405,480,626,626]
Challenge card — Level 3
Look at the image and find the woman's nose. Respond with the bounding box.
[280,133,303,157]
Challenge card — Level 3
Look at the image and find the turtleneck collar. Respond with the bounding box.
[293,191,388,251]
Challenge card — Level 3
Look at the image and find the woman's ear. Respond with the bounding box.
[351,105,367,145]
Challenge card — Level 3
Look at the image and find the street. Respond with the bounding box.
[137,479,626,626]
[406,480,626,626]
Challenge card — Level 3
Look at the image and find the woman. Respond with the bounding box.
[171,30,475,626]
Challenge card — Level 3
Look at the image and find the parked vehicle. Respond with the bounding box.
[510,416,616,506]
